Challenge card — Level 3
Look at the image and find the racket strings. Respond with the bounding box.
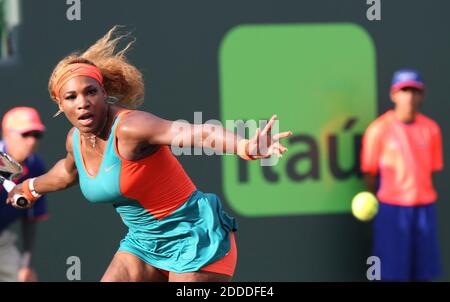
[0,153,23,179]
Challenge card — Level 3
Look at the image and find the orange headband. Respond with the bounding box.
[52,63,104,99]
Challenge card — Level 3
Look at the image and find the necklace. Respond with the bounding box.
[87,135,96,149]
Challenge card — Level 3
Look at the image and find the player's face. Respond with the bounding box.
[391,87,424,120]
[58,76,108,135]
[4,130,42,163]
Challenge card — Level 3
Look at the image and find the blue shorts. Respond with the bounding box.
[373,202,441,281]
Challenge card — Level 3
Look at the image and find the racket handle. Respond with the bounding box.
[2,178,30,208]
[13,194,30,208]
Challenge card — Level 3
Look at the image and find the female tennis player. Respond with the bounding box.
[6,26,291,282]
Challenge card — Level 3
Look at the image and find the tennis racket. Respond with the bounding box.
[0,152,30,208]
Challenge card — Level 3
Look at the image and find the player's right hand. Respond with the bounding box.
[6,184,31,209]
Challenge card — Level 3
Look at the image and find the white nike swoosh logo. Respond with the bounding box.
[104,164,117,172]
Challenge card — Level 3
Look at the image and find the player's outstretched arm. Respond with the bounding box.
[118,111,292,159]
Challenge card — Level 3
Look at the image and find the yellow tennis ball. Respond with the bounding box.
[352,192,379,222]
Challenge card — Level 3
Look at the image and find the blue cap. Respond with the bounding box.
[391,69,425,92]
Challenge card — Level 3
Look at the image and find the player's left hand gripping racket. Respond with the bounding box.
[0,152,30,208]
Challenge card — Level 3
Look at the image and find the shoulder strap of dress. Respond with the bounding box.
[116,109,133,119]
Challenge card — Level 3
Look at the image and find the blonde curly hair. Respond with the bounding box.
[48,26,144,108]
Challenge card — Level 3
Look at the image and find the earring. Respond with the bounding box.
[106,96,118,104]
[53,109,63,118]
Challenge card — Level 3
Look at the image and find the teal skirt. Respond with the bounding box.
[117,190,237,273]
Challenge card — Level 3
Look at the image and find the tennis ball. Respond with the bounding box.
[351,192,378,222]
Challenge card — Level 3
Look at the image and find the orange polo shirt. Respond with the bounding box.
[361,110,443,206]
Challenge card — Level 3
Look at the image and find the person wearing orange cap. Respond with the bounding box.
[0,107,48,282]
[361,69,444,281]
[6,26,291,282]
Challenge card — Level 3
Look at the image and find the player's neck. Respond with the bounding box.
[95,104,112,140]
[84,104,113,145]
